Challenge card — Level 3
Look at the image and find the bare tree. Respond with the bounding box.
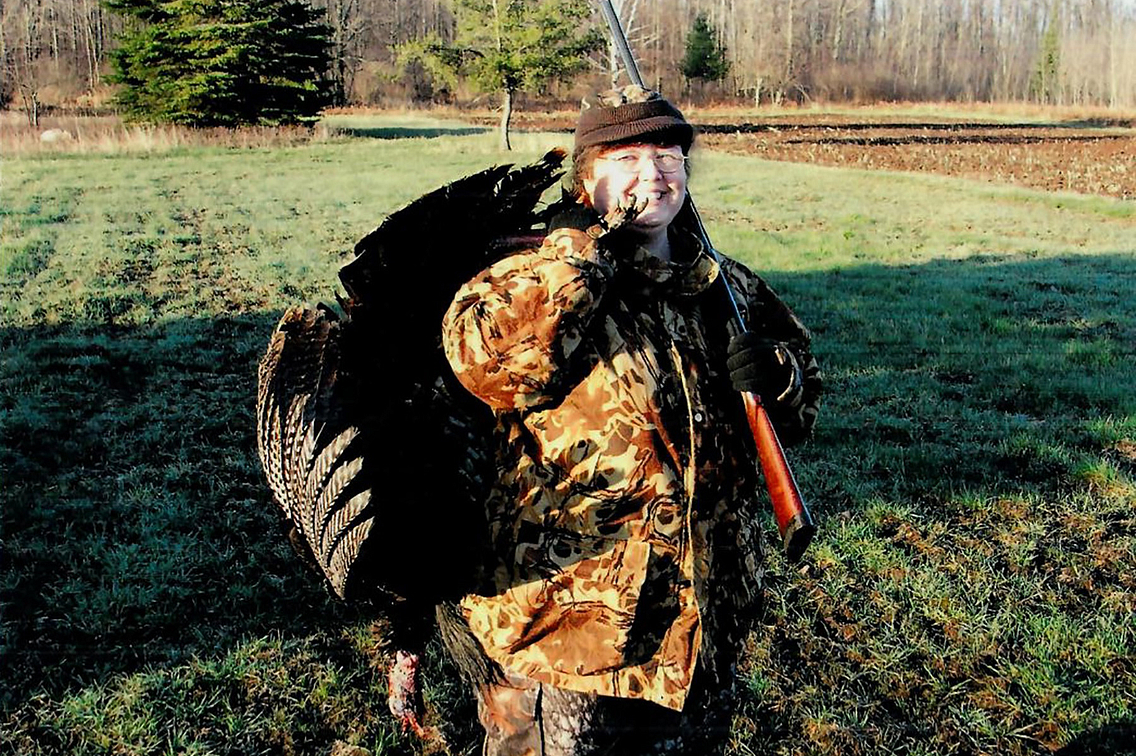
[4,0,46,124]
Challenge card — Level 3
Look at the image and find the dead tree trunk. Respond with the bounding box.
[499,88,512,151]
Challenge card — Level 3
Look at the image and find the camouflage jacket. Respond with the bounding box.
[442,223,821,711]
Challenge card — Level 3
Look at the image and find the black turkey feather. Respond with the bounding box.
[256,149,567,610]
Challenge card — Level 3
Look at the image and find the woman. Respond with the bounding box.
[441,86,822,755]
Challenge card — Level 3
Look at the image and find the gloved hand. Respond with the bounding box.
[726,333,798,402]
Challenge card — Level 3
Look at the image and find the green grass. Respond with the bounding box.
[2,118,1134,755]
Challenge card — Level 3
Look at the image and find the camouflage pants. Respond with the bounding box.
[474,670,735,756]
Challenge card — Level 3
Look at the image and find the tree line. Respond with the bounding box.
[5,0,1136,123]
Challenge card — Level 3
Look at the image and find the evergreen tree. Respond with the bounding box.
[680,13,728,83]
[398,0,602,150]
[107,0,333,126]
[1029,22,1062,105]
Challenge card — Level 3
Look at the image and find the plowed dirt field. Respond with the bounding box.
[488,112,1136,199]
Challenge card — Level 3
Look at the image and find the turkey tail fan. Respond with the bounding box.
[256,149,567,608]
[256,304,374,599]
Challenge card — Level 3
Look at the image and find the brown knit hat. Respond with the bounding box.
[574,85,693,158]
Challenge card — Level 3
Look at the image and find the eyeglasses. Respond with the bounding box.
[598,150,688,175]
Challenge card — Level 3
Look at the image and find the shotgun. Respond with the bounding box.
[597,0,816,560]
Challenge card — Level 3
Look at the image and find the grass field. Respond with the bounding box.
[2,112,1134,755]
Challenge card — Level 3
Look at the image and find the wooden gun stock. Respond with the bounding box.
[741,392,815,561]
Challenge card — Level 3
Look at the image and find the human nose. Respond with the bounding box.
[634,154,665,178]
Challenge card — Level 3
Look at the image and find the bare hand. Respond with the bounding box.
[601,195,648,232]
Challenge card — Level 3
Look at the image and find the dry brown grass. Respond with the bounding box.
[0,112,325,156]
[9,102,1135,158]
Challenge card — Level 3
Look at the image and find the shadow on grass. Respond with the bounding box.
[0,314,361,707]
[0,311,482,754]
[1055,721,1136,756]
[332,125,490,140]
[1,250,1133,752]
[781,251,1136,517]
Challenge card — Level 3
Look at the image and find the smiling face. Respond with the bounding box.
[581,143,689,237]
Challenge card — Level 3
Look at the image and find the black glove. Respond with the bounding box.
[726,333,798,402]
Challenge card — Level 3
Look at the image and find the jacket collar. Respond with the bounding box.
[621,228,720,298]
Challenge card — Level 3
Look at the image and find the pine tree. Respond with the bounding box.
[680,13,729,83]
[1029,22,1062,105]
[107,0,333,126]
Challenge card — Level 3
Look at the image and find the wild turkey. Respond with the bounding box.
[255,148,568,733]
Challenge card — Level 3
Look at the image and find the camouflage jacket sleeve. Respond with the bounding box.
[442,227,615,411]
[721,257,822,447]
